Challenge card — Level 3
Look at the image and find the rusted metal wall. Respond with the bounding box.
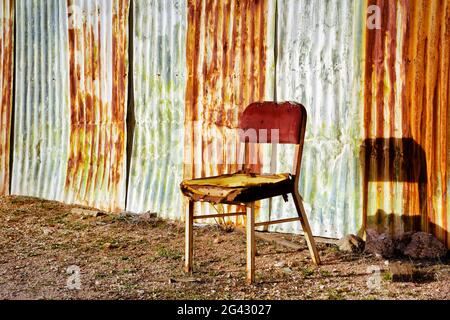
[363,0,450,247]
[126,0,276,219]
[12,0,129,211]
[183,0,276,219]
[65,0,129,212]
[0,0,13,195]
[5,0,449,248]
[12,0,71,201]
[126,0,188,219]
[273,0,366,238]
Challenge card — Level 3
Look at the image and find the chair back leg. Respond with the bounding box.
[246,202,256,283]
[185,200,194,273]
[292,192,321,265]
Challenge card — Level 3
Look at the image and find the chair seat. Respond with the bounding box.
[180,173,294,204]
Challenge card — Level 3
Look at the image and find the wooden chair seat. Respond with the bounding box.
[180,173,293,204]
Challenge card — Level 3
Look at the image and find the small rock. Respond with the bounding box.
[364,229,395,258]
[214,237,224,244]
[282,267,293,274]
[337,234,365,253]
[395,232,414,254]
[71,208,105,218]
[403,232,447,259]
[43,228,53,236]
[139,211,158,222]
[103,243,119,250]
[274,261,286,268]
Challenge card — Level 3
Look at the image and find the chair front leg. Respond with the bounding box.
[184,200,194,273]
[292,192,321,265]
[246,202,256,284]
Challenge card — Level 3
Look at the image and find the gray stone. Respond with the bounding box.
[403,232,447,259]
[337,234,365,253]
[364,229,395,258]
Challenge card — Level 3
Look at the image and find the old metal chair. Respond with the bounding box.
[180,101,321,283]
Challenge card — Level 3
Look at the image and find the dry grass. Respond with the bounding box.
[0,196,448,300]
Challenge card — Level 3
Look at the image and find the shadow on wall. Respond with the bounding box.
[359,138,427,235]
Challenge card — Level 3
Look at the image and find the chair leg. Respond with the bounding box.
[184,200,194,273]
[292,192,321,265]
[246,202,256,284]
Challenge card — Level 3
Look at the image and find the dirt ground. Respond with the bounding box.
[0,196,448,300]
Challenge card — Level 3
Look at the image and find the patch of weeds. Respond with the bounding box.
[70,222,89,231]
[326,289,345,300]
[26,251,41,257]
[383,272,393,282]
[320,270,332,277]
[95,272,109,279]
[208,270,223,277]
[155,245,182,260]
[121,268,137,274]
[122,283,138,291]
[50,243,70,250]
[301,267,315,278]
[327,245,340,253]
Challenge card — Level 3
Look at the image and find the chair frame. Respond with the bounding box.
[184,102,321,284]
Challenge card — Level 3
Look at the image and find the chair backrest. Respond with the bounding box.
[238,101,307,145]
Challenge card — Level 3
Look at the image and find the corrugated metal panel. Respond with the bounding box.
[126,0,188,218]
[273,0,366,238]
[0,0,13,195]
[12,0,71,201]
[126,0,276,220]
[64,0,129,212]
[12,1,129,212]
[363,0,450,248]
[183,0,276,221]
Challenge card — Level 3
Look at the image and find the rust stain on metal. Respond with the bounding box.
[363,0,450,247]
[184,0,269,220]
[0,0,14,195]
[65,0,129,212]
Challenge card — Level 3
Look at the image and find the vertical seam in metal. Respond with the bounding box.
[125,0,135,210]
[9,1,16,194]
[274,0,278,103]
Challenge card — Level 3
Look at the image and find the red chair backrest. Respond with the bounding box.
[238,102,307,144]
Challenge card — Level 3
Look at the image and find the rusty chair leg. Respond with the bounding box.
[184,200,194,273]
[246,202,256,284]
[292,192,321,265]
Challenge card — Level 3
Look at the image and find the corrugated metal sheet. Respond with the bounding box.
[363,0,450,247]
[12,0,129,212]
[5,0,449,248]
[0,0,13,195]
[65,0,129,212]
[126,0,276,220]
[12,0,71,201]
[273,0,366,238]
[126,0,188,219]
[183,0,276,221]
